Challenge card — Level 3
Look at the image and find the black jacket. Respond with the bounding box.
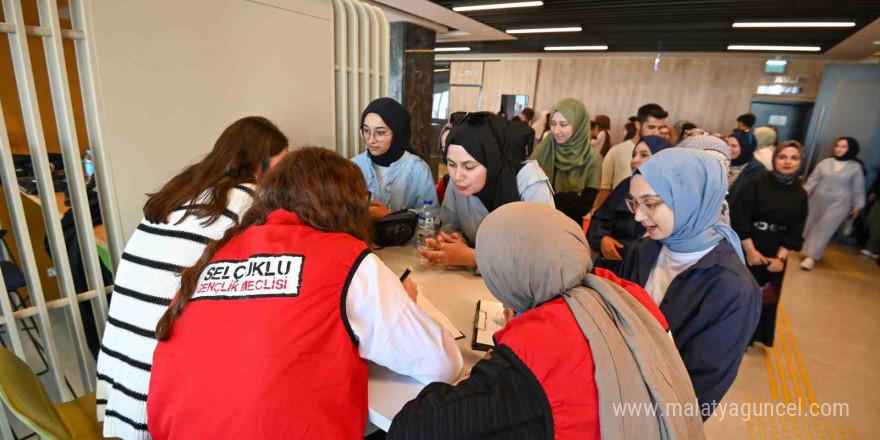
[620,239,760,418]
[587,176,643,273]
[387,345,550,440]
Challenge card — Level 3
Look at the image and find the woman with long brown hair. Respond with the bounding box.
[591,114,612,157]
[147,147,463,440]
[96,116,289,440]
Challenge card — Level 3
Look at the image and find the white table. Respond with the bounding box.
[366,244,495,432]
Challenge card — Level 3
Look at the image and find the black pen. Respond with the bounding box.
[400,267,413,282]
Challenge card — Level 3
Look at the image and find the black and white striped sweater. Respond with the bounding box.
[96,184,255,440]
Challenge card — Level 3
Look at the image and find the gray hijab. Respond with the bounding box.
[475,202,591,314]
[475,202,705,440]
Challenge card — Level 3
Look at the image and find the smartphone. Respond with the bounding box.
[399,267,413,282]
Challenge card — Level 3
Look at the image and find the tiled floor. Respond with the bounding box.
[3,243,878,439]
[704,245,880,439]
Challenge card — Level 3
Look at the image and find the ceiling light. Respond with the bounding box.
[727,45,821,52]
[434,69,451,72]
[453,1,543,12]
[506,26,581,34]
[733,22,855,28]
[435,47,471,52]
[544,45,608,51]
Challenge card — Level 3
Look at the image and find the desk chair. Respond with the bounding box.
[0,230,49,376]
[0,347,114,440]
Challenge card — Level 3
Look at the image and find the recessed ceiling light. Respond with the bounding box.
[727,45,821,52]
[544,45,608,51]
[435,47,471,52]
[453,1,543,12]
[506,26,582,34]
[732,22,855,28]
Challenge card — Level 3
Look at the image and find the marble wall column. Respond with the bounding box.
[390,22,436,162]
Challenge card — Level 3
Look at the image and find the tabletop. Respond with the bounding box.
[367,243,496,432]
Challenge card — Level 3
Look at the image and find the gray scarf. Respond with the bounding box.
[476,202,704,440]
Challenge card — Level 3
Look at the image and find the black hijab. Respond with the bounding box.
[361,98,412,167]
[729,130,756,166]
[445,114,524,213]
[834,137,860,162]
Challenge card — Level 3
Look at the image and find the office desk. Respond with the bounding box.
[367,245,496,431]
[0,188,108,302]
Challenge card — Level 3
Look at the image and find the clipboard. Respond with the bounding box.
[472,299,506,351]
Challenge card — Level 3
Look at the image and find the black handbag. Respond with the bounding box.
[373,209,418,248]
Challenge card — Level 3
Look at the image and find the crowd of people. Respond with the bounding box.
[91,95,875,440]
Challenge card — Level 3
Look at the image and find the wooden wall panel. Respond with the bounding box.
[450,61,484,86]
[448,85,481,113]
[534,58,826,145]
[479,59,539,112]
[0,3,90,155]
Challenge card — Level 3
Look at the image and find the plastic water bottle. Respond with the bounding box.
[416,200,435,252]
[83,149,95,180]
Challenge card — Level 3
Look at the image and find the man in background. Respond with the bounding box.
[516,107,535,125]
[736,113,756,133]
[594,103,669,210]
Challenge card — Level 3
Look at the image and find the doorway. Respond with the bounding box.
[749,100,814,144]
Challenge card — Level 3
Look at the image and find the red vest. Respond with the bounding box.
[148,210,369,440]
[493,269,667,440]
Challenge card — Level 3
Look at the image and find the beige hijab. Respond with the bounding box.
[476,202,705,440]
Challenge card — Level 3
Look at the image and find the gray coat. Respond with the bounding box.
[802,158,865,259]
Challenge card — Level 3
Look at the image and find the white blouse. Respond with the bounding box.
[645,244,716,305]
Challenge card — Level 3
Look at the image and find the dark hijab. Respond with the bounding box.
[361,97,412,167]
[445,114,523,213]
[772,140,803,185]
[729,131,756,167]
[638,135,673,155]
[834,137,860,162]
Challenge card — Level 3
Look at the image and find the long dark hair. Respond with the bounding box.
[594,114,612,155]
[155,147,371,341]
[143,116,288,225]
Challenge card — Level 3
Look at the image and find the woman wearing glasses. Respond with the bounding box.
[587,135,671,274]
[352,98,438,221]
[620,146,760,419]
[418,113,554,268]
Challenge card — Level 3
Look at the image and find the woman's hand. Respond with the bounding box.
[369,200,393,221]
[418,232,477,268]
[600,236,625,261]
[777,247,790,261]
[503,306,516,324]
[401,277,418,302]
[742,238,768,267]
[766,258,785,273]
[850,209,860,219]
[745,248,770,267]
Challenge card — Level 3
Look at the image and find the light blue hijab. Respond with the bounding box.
[636,148,745,262]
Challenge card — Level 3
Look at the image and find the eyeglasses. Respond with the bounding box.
[624,195,666,217]
[449,111,492,126]
[361,128,391,142]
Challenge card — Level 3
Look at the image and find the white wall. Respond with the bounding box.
[89,0,335,237]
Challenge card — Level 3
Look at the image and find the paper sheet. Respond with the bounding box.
[417,295,466,340]
[475,300,506,348]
